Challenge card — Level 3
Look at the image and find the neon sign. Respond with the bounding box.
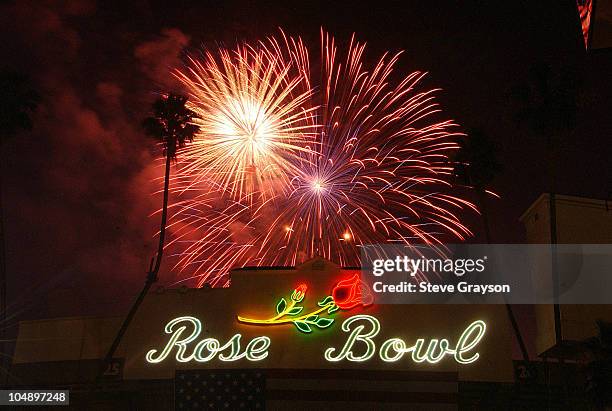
[237,284,338,333]
[237,275,374,333]
[146,316,270,363]
[146,315,486,365]
[325,315,486,364]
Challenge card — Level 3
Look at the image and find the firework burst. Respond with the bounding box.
[164,30,476,287]
[174,44,317,201]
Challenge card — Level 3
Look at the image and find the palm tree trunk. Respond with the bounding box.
[151,152,171,279]
[477,190,530,362]
[478,190,492,244]
[0,145,7,384]
[547,145,561,346]
[98,154,171,381]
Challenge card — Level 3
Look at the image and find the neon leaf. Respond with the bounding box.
[293,321,312,333]
[316,317,334,328]
[328,304,339,314]
[317,296,334,307]
[276,298,287,314]
[287,306,304,316]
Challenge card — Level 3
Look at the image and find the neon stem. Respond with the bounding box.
[237,302,333,325]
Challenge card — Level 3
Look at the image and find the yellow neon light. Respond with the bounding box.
[237,285,338,333]
[237,302,334,325]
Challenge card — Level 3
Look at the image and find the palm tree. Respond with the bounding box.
[142,94,200,280]
[513,61,580,346]
[0,70,39,137]
[454,128,530,363]
[99,94,199,379]
[454,129,501,243]
[0,69,39,382]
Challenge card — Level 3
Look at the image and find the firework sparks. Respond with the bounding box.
[164,31,476,287]
[174,44,317,201]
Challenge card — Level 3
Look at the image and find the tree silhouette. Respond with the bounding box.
[142,93,200,280]
[513,61,580,346]
[100,94,199,380]
[454,128,502,243]
[0,69,39,382]
[454,128,530,363]
[585,321,612,408]
[0,69,39,138]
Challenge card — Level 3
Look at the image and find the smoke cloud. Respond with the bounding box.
[0,1,190,317]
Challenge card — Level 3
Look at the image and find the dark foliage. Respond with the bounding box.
[0,68,40,140]
[453,128,502,191]
[142,93,200,159]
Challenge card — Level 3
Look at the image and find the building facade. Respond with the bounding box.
[12,258,518,409]
[11,193,611,409]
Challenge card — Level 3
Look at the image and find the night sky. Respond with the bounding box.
[1,0,611,338]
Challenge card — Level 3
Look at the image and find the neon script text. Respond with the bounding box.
[146,315,486,365]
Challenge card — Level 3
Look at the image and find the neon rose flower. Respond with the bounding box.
[238,277,374,334]
[332,274,374,309]
[291,283,307,302]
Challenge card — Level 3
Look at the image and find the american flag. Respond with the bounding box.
[175,369,265,409]
[175,369,457,410]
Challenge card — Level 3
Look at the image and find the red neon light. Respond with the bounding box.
[331,274,374,310]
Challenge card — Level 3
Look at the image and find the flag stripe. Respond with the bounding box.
[267,378,457,393]
[265,368,457,381]
[266,389,458,403]
[175,369,458,409]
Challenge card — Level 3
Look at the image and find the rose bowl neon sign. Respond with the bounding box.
[146,315,486,365]
[324,315,485,364]
[146,277,487,366]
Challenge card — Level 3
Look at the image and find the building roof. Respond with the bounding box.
[519,192,611,222]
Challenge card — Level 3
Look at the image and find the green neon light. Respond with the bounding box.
[146,316,270,363]
[146,316,201,363]
[324,315,380,362]
[237,284,339,333]
[453,320,486,364]
[325,315,487,365]
[146,316,486,366]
